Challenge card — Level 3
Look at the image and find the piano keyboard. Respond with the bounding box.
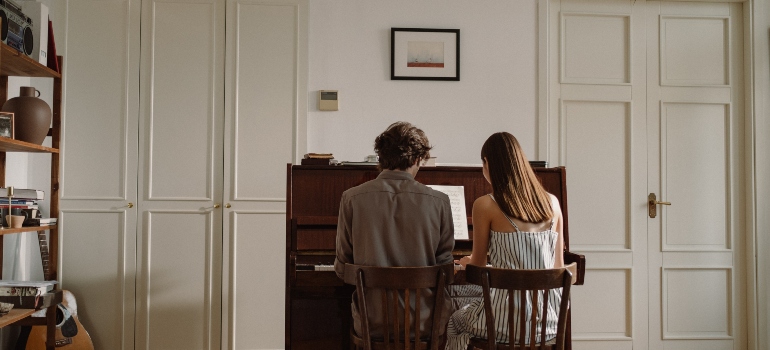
[298,264,466,271]
[296,264,335,271]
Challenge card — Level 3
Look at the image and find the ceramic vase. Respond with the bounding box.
[1,86,52,145]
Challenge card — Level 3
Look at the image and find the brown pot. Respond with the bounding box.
[1,86,52,145]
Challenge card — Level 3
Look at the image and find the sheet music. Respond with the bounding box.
[427,185,469,240]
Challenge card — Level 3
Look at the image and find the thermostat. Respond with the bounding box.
[319,90,339,111]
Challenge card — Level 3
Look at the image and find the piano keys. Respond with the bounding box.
[286,164,585,349]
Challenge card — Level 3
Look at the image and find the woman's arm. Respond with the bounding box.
[551,193,565,268]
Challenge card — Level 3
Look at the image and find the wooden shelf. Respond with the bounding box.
[0,137,58,153]
[0,44,60,78]
[0,225,57,236]
[0,308,35,327]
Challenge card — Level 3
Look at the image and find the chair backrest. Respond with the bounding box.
[343,263,456,350]
[464,263,575,350]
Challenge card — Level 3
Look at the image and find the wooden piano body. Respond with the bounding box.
[286,164,585,349]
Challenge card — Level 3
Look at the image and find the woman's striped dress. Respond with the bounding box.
[444,196,561,349]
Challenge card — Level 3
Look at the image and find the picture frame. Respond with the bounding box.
[0,112,13,139]
[391,28,460,81]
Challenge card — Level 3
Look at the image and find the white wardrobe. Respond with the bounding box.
[58,1,307,349]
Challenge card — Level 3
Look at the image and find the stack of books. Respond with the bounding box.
[0,280,57,308]
[301,153,334,165]
[26,217,57,226]
[0,280,56,296]
[0,187,50,227]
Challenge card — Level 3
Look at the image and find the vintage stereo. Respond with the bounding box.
[0,0,33,56]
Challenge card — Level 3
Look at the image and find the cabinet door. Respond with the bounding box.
[222,1,307,349]
[137,0,225,349]
[59,1,141,349]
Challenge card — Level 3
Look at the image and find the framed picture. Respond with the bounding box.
[391,28,460,81]
[0,112,13,139]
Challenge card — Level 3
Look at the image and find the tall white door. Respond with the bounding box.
[548,1,746,349]
[646,2,746,349]
[222,0,307,349]
[59,1,141,349]
[137,0,225,349]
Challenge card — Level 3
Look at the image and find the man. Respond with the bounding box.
[334,121,455,339]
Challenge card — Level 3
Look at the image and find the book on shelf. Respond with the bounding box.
[0,199,38,205]
[0,280,57,296]
[304,153,334,159]
[0,290,57,309]
[0,188,45,200]
[26,217,56,226]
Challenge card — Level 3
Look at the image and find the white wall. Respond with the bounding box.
[307,0,540,165]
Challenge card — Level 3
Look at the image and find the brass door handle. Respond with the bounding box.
[225,203,231,208]
[123,202,134,209]
[648,193,671,218]
[205,203,221,210]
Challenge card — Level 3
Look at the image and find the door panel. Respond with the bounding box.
[138,0,225,349]
[230,3,298,201]
[60,1,140,349]
[662,103,729,249]
[143,211,219,350]
[146,1,221,200]
[230,212,285,349]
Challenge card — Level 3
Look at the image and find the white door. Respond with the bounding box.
[59,1,141,349]
[137,0,225,349]
[646,2,746,349]
[222,1,307,349]
[548,1,648,348]
[548,1,746,349]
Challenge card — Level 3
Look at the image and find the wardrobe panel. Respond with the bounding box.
[147,1,219,200]
[232,3,297,201]
[62,1,132,199]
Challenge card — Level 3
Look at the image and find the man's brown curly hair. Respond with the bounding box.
[374,122,432,170]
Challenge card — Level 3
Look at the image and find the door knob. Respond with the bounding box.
[123,202,134,209]
[225,203,231,208]
[648,193,671,218]
[206,203,221,210]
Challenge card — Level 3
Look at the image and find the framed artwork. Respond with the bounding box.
[391,28,460,81]
[0,112,13,139]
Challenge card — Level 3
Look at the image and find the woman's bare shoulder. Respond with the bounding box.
[473,194,495,208]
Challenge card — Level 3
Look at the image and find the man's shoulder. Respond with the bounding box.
[341,178,382,197]
[342,178,449,202]
[421,185,451,202]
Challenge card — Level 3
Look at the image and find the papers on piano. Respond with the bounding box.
[427,185,469,240]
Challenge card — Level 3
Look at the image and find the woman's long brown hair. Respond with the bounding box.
[481,132,553,222]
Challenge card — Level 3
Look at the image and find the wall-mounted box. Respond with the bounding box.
[319,90,338,111]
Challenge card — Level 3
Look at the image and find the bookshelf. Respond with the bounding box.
[0,40,63,349]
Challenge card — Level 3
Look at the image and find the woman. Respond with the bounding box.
[445,132,565,349]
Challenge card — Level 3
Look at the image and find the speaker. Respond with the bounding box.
[0,0,33,57]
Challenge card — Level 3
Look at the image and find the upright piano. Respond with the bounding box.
[286,164,585,349]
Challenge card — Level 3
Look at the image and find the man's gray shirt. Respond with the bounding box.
[334,169,455,337]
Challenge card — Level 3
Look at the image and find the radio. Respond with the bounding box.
[0,0,33,56]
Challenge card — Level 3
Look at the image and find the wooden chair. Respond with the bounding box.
[464,263,576,350]
[343,263,455,350]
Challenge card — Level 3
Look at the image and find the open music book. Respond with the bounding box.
[427,185,468,240]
